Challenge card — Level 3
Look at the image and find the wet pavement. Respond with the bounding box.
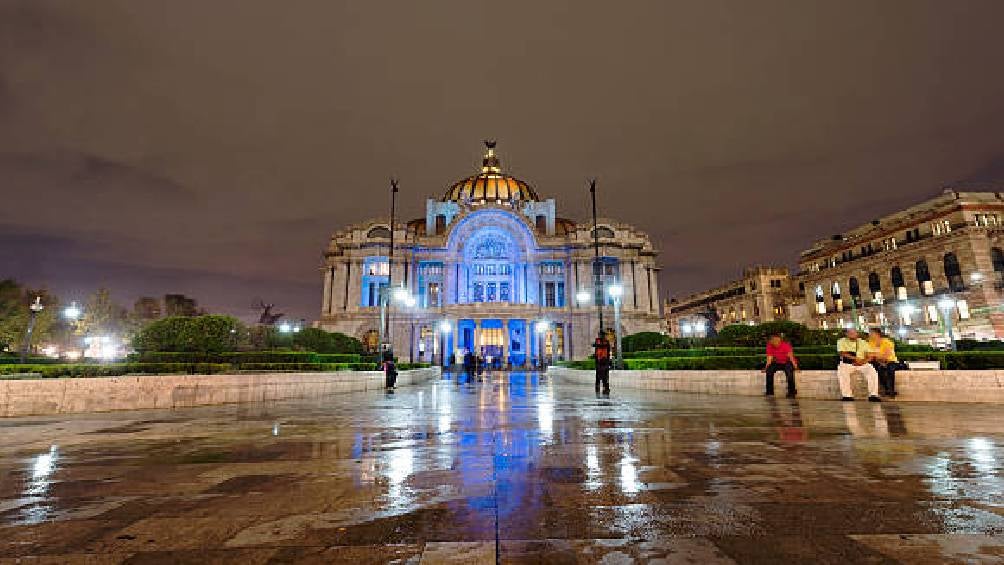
[0,372,1003,564]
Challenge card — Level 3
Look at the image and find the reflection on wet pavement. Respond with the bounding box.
[0,371,1003,563]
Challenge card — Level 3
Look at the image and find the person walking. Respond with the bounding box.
[836,328,881,402]
[764,333,799,397]
[594,335,612,395]
[867,328,899,397]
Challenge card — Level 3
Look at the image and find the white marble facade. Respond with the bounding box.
[316,142,664,364]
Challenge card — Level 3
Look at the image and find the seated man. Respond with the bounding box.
[836,328,881,402]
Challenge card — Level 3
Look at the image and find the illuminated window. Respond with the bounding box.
[926,305,939,323]
[958,300,971,320]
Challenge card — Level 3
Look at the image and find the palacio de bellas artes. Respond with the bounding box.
[7,2,1004,564]
[316,141,663,365]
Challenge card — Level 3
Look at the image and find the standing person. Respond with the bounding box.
[594,335,612,395]
[764,333,799,397]
[867,328,899,397]
[836,328,881,402]
[382,350,398,390]
[462,349,474,383]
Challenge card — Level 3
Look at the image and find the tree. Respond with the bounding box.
[291,328,364,353]
[132,315,245,353]
[78,288,130,337]
[0,280,60,354]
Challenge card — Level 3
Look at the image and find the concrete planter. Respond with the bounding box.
[548,367,1004,403]
[0,368,441,418]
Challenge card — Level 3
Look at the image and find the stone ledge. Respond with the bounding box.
[0,368,441,418]
[547,367,1004,403]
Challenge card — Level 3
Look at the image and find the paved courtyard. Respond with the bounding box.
[1,372,1003,564]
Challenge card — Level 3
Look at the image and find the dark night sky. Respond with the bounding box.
[3,1,1004,321]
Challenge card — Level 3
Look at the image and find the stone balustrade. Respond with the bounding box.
[0,368,441,418]
[548,366,1004,403]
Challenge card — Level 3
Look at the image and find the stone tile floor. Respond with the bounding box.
[0,371,1003,563]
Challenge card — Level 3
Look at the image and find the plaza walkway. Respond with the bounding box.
[1,372,1003,563]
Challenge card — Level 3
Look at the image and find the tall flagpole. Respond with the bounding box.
[590,179,604,335]
[381,179,399,352]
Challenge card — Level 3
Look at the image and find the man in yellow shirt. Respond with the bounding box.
[867,328,899,397]
[836,328,881,402]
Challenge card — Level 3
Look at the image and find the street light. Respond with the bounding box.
[535,320,551,368]
[937,297,957,351]
[607,283,624,369]
[694,319,707,337]
[438,320,452,368]
[278,321,292,334]
[576,289,591,306]
[20,296,44,364]
[63,301,81,321]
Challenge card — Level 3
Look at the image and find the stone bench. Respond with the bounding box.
[906,360,941,370]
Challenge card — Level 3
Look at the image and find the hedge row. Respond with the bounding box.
[129,351,363,364]
[0,361,431,379]
[567,351,1004,371]
[0,363,233,378]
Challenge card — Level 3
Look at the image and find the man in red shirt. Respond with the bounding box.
[765,333,799,397]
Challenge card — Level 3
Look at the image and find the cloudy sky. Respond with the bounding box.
[2,0,1004,320]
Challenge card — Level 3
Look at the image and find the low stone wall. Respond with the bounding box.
[0,368,441,418]
[548,367,1004,403]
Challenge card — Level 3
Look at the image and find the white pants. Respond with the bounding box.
[836,362,879,398]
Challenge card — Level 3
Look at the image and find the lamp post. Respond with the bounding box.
[438,319,452,369]
[589,180,604,338]
[608,283,624,369]
[535,320,550,368]
[20,296,44,364]
[937,297,957,351]
[379,178,400,354]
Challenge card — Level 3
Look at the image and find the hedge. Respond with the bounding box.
[130,352,363,365]
[565,351,1004,371]
[0,363,233,378]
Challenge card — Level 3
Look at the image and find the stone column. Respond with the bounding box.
[346,259,363,312]
[321,266,333,315]
[502,320,510,365]
[474,319,481,355]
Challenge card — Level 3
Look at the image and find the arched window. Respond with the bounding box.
[848,277,861,306]
[868,272,881,294]
[591,226,615,239]
[891,266,904,288]
[993,247,1004,283]
[944,252,964,291]
[916,259,933,295]
[367,226,391,239]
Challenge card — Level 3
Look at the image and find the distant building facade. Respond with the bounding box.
[316,142,664,364]
[163,294,200,317]
[133,297,162,320]
[665,266,796,337]
[795,190,1004,343]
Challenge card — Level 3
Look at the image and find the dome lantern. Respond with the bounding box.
[442,141,540,205]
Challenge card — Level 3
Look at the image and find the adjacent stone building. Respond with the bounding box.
[795,189,1004,343]
[316,142,664,364]
[665,266,797,337]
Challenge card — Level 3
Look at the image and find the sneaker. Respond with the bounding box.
[841,397,854,402]
[868,395,882,402]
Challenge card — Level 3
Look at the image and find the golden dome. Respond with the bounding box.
[442,141,540,204]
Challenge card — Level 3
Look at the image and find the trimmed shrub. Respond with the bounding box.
[622,332,666,353]
[0,363,232,378]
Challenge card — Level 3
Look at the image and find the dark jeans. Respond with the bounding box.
[595,369,610,394]
[873,362,897,395]
[765,362,796,396]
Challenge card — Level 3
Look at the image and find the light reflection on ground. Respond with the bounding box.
[0,372,1002,562]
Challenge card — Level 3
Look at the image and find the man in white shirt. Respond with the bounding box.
[836,328,881,402]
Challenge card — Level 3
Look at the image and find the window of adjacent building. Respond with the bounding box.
[975,213,1001,227]
[993,247,1004,284]
[944,252,964,292]
[916,259,933,295]
[905,228,921,242]
[821,320,828,329]
[926,304,939,323]
[770,279,782,288]
[900,307,913,326]
[535,215,547,233]
[848,277,861,306]
[932,219,951,236]
[882,237,897,251]
[891,266,907,300]
[435,215,447,235]
[592,226,615,239]
[750,280,757,291]
[868,272,881,295]
[958,299,971,320]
